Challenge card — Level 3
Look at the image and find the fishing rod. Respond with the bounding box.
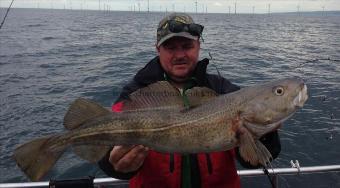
[0,0,15,30]
[297,57,340,68]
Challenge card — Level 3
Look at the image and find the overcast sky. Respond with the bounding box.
[1,0,339,13]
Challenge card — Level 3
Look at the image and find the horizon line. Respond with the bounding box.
[1,7,340,15]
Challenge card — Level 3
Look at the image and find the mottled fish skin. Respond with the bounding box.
[64,78,307,152]
[13,77,308,181]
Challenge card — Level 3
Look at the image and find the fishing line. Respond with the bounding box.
[295,57,339,140]
[0,0,15,30]
[201,34,223,93]
[263,166,276,188]
[208,52,222,78]
[207,50,278,187]
[296,57,340,71]
[295,57,339,89]
[207,52,225,94]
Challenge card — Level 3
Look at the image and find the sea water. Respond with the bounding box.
[0,8,339,187]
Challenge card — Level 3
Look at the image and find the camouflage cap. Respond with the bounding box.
[156,13,200,47]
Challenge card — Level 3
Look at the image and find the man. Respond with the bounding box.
[99,13,281,188]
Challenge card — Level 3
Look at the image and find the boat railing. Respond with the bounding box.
[1,163,340,188]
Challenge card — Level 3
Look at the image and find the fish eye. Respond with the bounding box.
[273,86,284,96]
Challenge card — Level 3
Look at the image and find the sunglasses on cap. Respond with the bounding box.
[160,20,204,37]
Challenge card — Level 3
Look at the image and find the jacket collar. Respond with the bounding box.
[133,56,210,86]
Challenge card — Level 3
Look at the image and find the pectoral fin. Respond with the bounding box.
[238,127,272,166]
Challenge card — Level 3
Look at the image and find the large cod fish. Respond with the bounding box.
[14,77,308,181]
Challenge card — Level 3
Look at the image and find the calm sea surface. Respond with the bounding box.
[0,8,339,187]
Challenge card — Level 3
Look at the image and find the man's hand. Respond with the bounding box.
[109,145,149,173]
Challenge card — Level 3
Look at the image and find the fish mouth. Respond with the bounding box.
[293,84,308,107]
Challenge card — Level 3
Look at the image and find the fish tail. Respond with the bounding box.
[13,136,66,181]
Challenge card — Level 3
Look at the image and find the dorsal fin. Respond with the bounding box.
[186,87,218,107]
[122,81,185,111]
[63,98,111,130]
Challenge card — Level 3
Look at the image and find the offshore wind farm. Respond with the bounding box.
[0,0,339,14]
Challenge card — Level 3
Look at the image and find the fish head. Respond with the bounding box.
[241,77,308,137]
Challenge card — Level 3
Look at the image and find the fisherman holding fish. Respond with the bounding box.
[14,12,308,187]
[98,13,282,188]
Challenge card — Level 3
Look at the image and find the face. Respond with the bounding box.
[157,37,200,82]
